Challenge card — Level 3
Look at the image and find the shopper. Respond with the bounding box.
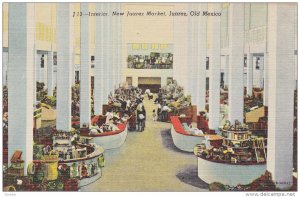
[152,109,157,121]
[141,106,146,131]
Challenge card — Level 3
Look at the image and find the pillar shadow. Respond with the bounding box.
[176,165,209,190]
[160,129,191,154]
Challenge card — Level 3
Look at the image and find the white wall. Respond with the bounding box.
[243,55,264,88]
[121,4,174,87]
[125,69,172,87]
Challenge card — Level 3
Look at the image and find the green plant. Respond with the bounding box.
[42,96,56,107]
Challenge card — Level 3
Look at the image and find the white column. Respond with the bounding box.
[102,3,109,103]
[263,52,268,106]
[228,3,244,123]
[94,3,104,115]
[196,4,208,112]
[112,3,117,89]
[172,10,179,83]
[132,77,138,87]
[71,51,76,86]
[246,52,253,96]
[173,4,189,94]
[186,4,194,97]
[224,55,229,87]
[47,51,54,96]
[35,54,40,83]
[2,52,8,86]
[107,5,113,94]
[80,3,91,126]
[208,3,221,130]
[33,49,37,103]
[43,54,48,85]
[71,16,76,86]
[294,13,298,91]
[8,3,34,174]
[161,77,167,87]
[117,3,122,86]
[259,57,264,89]
[188,4,196,103]
[267,3,296,190]
[56,3,73,131]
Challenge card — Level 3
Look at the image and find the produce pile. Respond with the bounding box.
[156,80,191,117]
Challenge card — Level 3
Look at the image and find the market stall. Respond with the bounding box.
[194,120,267,186]
[80,122,128,150]
[170,116,219,152]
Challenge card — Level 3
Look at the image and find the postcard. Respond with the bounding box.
[2,2,298,194]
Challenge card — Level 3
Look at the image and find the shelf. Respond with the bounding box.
[223,144,250,149]
[223,130,250,133]
[224,138,251,142]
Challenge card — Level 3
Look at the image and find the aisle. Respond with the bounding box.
[81,97,208,192]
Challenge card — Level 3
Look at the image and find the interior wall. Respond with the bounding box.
[35,3,56,51]
[138,77,161,85]
[121,4,174,85]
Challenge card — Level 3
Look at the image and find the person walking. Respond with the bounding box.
[152,109,157,121]
[141,106,146,131]
[136,102,144,131]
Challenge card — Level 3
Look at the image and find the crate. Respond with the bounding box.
[3,148,8,164]
[3,133,8,148]
[7,167,24,177]
[47,180,57,191]
[63,179,79,191]
[3,185,16,192]
[63,185,78,191]
[3,174,18,186]
[8,150,25,177]
[33,144,44,160]
[11,150,23,163]
[24,183,39,191]
[56,181,64,191]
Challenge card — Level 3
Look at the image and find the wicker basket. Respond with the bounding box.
[3,185,16,192]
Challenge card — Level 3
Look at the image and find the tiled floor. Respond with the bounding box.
[80,97,209,192]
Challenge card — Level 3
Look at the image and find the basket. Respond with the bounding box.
[3,185,16,192]
[43,154,58,161]
[33,145,44,160]
[3,174,18,186]
[56,181,64,191]
[47,180,57,191]
[45,161,58,181]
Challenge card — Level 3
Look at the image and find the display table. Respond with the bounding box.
[170,116,218,152]
[196,156,266,186]
[57,144,104,187]
[80,123,128,150]
[194,120,267,186]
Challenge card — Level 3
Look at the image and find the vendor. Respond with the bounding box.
[99,118,119,132]
[161,104,171,122]
[105,109,114,124]
[89,122,102,135]
[145,88,151,95]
